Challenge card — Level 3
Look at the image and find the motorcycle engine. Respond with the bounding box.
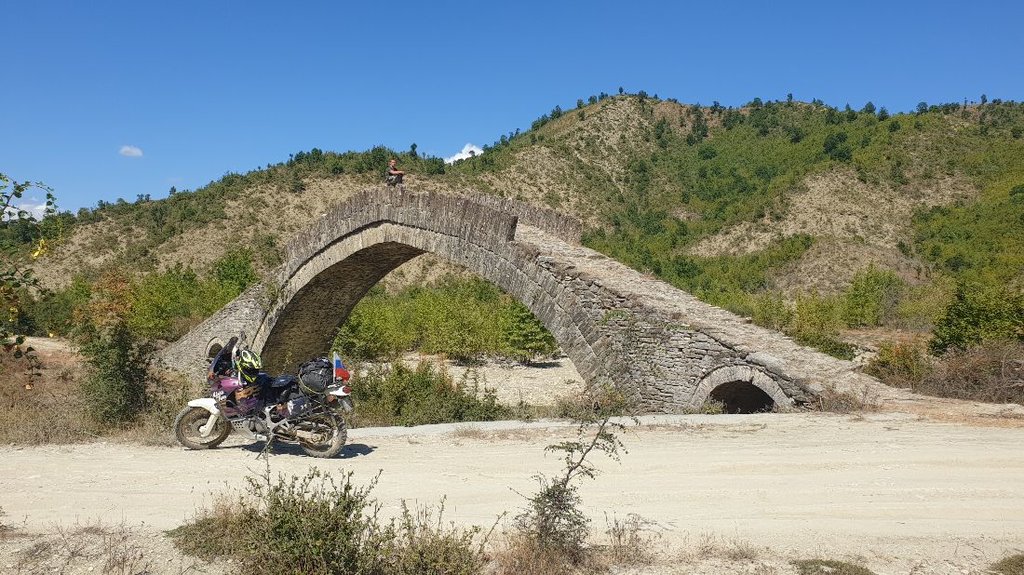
[246,418,268,436]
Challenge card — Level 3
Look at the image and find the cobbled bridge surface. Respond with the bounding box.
[163,189,884,413]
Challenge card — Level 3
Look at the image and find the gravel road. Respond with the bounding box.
[3,412,1023,574]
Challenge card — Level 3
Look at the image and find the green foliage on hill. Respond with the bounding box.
[450,94,1024,358]
[29,250,259,341]
[29,93,1024,365]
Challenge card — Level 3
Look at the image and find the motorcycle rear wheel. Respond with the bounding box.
[296,413,347,458]
[174,406,231,449]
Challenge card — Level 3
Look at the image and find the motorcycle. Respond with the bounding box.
[173,335,354,458]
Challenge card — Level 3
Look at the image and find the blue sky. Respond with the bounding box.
[4,0,1023,214]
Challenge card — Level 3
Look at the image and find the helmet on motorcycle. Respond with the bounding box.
[236,348,263,385]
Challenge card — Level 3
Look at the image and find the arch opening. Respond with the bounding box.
[708,381,775,414]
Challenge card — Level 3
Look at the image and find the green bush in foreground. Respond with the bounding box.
[169,468,484,575]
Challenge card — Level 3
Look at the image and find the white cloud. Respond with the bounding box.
[119,145,144,157]
[3,200,49,221]
[444,143,483,164]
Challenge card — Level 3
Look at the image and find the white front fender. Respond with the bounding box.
[187,398,220,416]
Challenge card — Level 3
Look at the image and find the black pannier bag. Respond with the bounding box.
[298,357,333,395]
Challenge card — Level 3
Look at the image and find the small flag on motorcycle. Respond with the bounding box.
[333,352,350,382]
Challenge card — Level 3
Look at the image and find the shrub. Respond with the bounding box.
[170,468,486,575]
[842,266,905,327]
[511,386,635,566]
[211,248,258,293]
[335,277,558,364]
[750,292,793,331]
[914,340,1024,404]
[792,559,876,575]
[929,282,1024,354]
[350,360,511,427]
[791,294,855,359]
[514,478,589,564]
[80,322,152,426]
[500,303,557,363]
[865,341,931,389]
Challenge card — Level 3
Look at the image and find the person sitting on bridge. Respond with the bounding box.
[385,158,405,187]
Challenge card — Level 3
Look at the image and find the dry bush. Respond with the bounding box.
[812,384,879,413]
[990,553,1024,575]
[601,512,661,565]
[791,558,876,575]
[864,340,932,389]
[0,349,96,444]
[488,532,593,575]
[686,533,763,563]
[916,340,1024,404]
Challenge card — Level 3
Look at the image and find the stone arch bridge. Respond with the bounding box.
[163,189,882,413]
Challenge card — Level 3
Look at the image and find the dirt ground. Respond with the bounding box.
[2,411,1023,574]
[3,339,1023,574]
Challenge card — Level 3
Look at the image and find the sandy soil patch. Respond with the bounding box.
[2,413,1023,574]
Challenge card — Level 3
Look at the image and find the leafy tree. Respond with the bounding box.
[81,321,152,425]
[877,107,890,121]
[842,266,904,327]
[861,101,876,114]
[501,302,557,363]
[916,101,929,114]
[929,282,1024,354]
[823,132,852,161]
[0,173,57,362]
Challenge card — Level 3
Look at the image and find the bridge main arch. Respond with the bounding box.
[165,188,892,413]
[250,190,615,387]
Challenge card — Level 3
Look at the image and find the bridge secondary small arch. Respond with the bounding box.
[709,381,775,413]
[206,339,225,359]
[693,365,793,413]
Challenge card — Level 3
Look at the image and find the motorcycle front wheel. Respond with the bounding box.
[296,413,347,458]
[174,406,231,449]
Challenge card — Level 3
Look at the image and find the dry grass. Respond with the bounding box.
[5,520,162,575]
[0,348,96,444]
[811,383,881,413]
[686,532,765,563]
[791,558,877,575]
[917,340,1024,405]
[599,512,662,565]
[0,340,199,446]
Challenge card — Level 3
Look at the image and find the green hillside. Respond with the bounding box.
[16,93,1024,365]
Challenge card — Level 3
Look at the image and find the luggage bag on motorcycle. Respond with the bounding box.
[298,357,333,394]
